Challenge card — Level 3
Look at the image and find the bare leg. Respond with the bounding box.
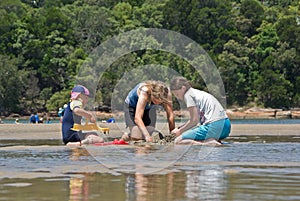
[191,138,222,146]
[130,126,142,140]
[129,125,155,141]
[175,136,221,146]
[121,132,131,141]
[81,134,104,145]
[66,142,81,147]
[174,135,183,144]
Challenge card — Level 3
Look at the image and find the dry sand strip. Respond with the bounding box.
[231,124,300,136]
[0,123,299,140]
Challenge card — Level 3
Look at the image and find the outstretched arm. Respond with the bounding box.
[171,106,199,136]
[73,108,97,123]
[134,90,152,141]
[163,102,175,132]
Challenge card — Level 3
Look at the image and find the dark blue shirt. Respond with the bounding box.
[61,102,82,144]
[125,83,153,110]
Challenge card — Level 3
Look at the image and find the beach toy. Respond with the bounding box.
[94,139,128,146]
[71,123,109,134]
[106,118,115,123]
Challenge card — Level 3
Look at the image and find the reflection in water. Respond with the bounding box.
[0,136,300,201]
[185,169,226,200]
[125,175,136,201]
[135,174,148,200]
[69,176,88,201]
[67,147,229,201]
[125,173,186,201]
[124,145,185,201]
[69,147,91,161]
[69,148,90,201]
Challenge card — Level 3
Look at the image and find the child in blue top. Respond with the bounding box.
[62,85,104,146]
[170,76,231,145]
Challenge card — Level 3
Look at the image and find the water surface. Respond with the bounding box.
[0,136,299,201]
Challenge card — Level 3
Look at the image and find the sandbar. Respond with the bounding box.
[0,123,299,141]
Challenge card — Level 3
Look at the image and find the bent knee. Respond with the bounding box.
[85,135,104,143]
[174,136,182,144]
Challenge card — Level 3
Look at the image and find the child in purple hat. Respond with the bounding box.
[62,85,104,146]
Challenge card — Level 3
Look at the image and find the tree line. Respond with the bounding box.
[0,0,299,116]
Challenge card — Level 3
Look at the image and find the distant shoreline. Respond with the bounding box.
[0,122,299,141]
[2,107,300,123]
[225,108,300,119]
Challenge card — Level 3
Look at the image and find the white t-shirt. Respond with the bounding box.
[184,88,227,125]
[70,99,83,110]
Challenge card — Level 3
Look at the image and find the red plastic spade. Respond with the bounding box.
[94,139,128,146]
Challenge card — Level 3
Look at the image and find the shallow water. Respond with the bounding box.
[231,118,300,124]
[3,118,300,124]
[0,136,299,201]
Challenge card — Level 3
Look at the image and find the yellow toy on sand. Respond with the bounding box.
[71,123,109,134]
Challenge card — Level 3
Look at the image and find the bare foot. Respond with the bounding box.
[192,138,222,146]
[121,132,131,141]
[81,135,104,144]
[66,142,81,147]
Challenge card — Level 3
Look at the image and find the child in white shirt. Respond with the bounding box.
[170,77,231,145]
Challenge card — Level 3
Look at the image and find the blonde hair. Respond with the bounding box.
[138,80,170,104]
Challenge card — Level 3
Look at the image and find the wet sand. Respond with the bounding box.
[0,123,299,140]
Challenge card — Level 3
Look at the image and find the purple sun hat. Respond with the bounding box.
[71,85,90,99]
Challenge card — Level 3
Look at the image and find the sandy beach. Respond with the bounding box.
[0,122,299,141]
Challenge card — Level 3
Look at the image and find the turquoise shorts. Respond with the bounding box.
[182,118,231,141]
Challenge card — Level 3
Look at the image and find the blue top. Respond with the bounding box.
[29,115,36,123]
[125,83,153,110]
[58,108,65,117]
[35,114,39,122]
[61,102,82,144]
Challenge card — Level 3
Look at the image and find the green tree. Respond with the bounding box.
[46,89,70,112]
[18,6,76,91]
[1,0,300,114]
[240,0,264,36]
[164,0,237,54]
[250,20,298,108]
[20,72,40,113]
[0,55,28,115]
[111,2,140,32]
[272,42,297,86]
[276,11,300,52]
[252,21,279,64]
[0,0,29,55]
[39,30,73,91]
[133,3,164,28]
[218,39,253,106]
[294,76,300,107]
[254,69,292,108]
[64,2,113,51]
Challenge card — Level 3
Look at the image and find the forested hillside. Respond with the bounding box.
[1,0,299,115]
